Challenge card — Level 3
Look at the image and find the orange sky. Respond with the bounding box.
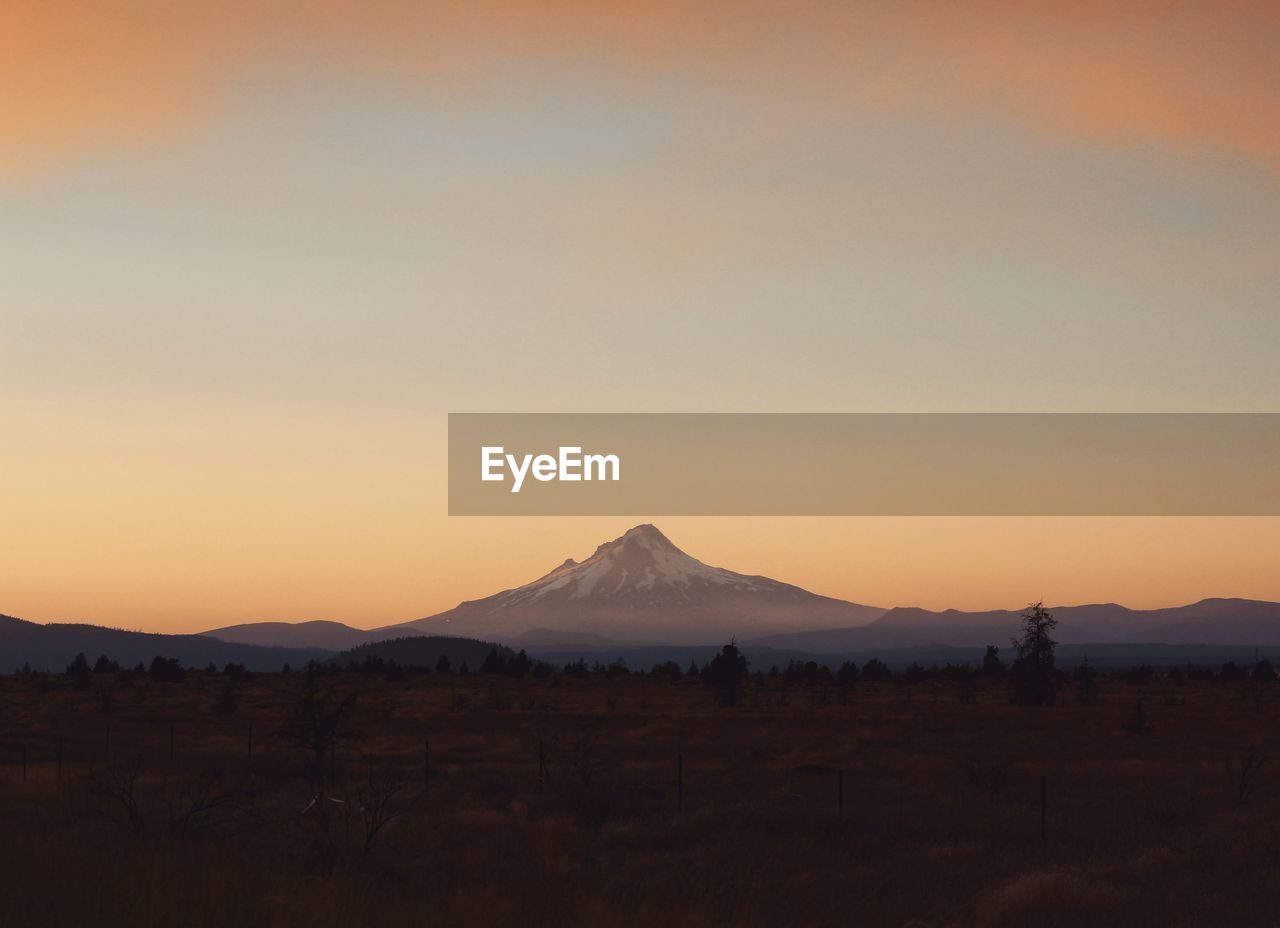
[3,1,1279,632]
[6,1,1280,179]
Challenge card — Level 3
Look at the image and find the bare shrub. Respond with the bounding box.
[163,766,250,838]
[84,754,146,837]
[1226,741,1271,806]
[280,670,359,785]
[296,757,416,876]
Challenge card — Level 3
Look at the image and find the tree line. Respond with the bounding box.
[18,604,1279,710]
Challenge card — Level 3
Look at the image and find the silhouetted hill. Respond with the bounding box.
[0,613,333,672]
[202,620,415,650]
[331,636,514,670]
[750,598,1280,651]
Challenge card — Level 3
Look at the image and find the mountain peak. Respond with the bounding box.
[625,523,667,539]
[595,523,679,556]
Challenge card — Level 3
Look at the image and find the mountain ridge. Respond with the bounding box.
[751,597,1280,651]
[12,528,1280,655]
[0,613,335,672]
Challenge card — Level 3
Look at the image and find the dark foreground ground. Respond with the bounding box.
[1,669,1278,927]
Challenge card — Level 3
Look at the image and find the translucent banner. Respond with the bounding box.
[448,413,1280,515]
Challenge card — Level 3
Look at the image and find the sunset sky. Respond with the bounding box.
[3,1,1279,632]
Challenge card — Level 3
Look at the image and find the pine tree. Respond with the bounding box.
[1010,602,1058,706]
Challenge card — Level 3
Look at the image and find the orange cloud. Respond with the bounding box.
[3,0,1279,178]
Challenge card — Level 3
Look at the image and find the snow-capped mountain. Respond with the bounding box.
[387,524,886,644]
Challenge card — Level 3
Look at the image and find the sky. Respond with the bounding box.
[3,1,1280,632]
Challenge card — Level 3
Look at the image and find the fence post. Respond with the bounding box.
[330,740,337,786]
[838,769,844,818]
[22,744,27,784]
[57,740,63,779]
[104,721,111,757]
[424,738,429,784]
[677,753,684,813]
[247,724,253,760]
[1040,775,1046,841]
[169,721,175,761]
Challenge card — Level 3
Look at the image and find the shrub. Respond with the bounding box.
[148,656,187,684]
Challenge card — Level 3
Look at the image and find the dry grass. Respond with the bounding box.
[1,670,1278,927]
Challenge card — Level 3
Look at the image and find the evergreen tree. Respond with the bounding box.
[981,645,1006,680]
[1010,602,1058,706]
[92,654,119,674]
[67,653,92,690]
[704,640,749,707]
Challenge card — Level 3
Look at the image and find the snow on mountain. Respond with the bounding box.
[388,524,886,645]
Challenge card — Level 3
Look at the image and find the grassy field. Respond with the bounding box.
[1,668,1278,927]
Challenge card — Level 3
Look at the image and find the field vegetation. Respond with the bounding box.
[1,641,1278,926]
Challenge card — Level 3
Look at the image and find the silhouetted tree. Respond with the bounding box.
[148,656,187,684]
[1220,661,1246,683]
[704,640,749,707]
[1252,659,1275,684]
[508,650,533,677]
[861,658,892,682]
[903,661,927,685]
[651,660,683,681]
[92,654,119,674]
[435,655,452,673]
[981,645,1006,680]
[1010,601,1057,706]
[282,669,358,785]
[67,653,92,690]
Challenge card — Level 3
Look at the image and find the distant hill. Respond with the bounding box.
[0,613,333,672]
[202,620,414,650]
[1112,599,1280,645]
[332,635,514,670]
[749,598,1280,652]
